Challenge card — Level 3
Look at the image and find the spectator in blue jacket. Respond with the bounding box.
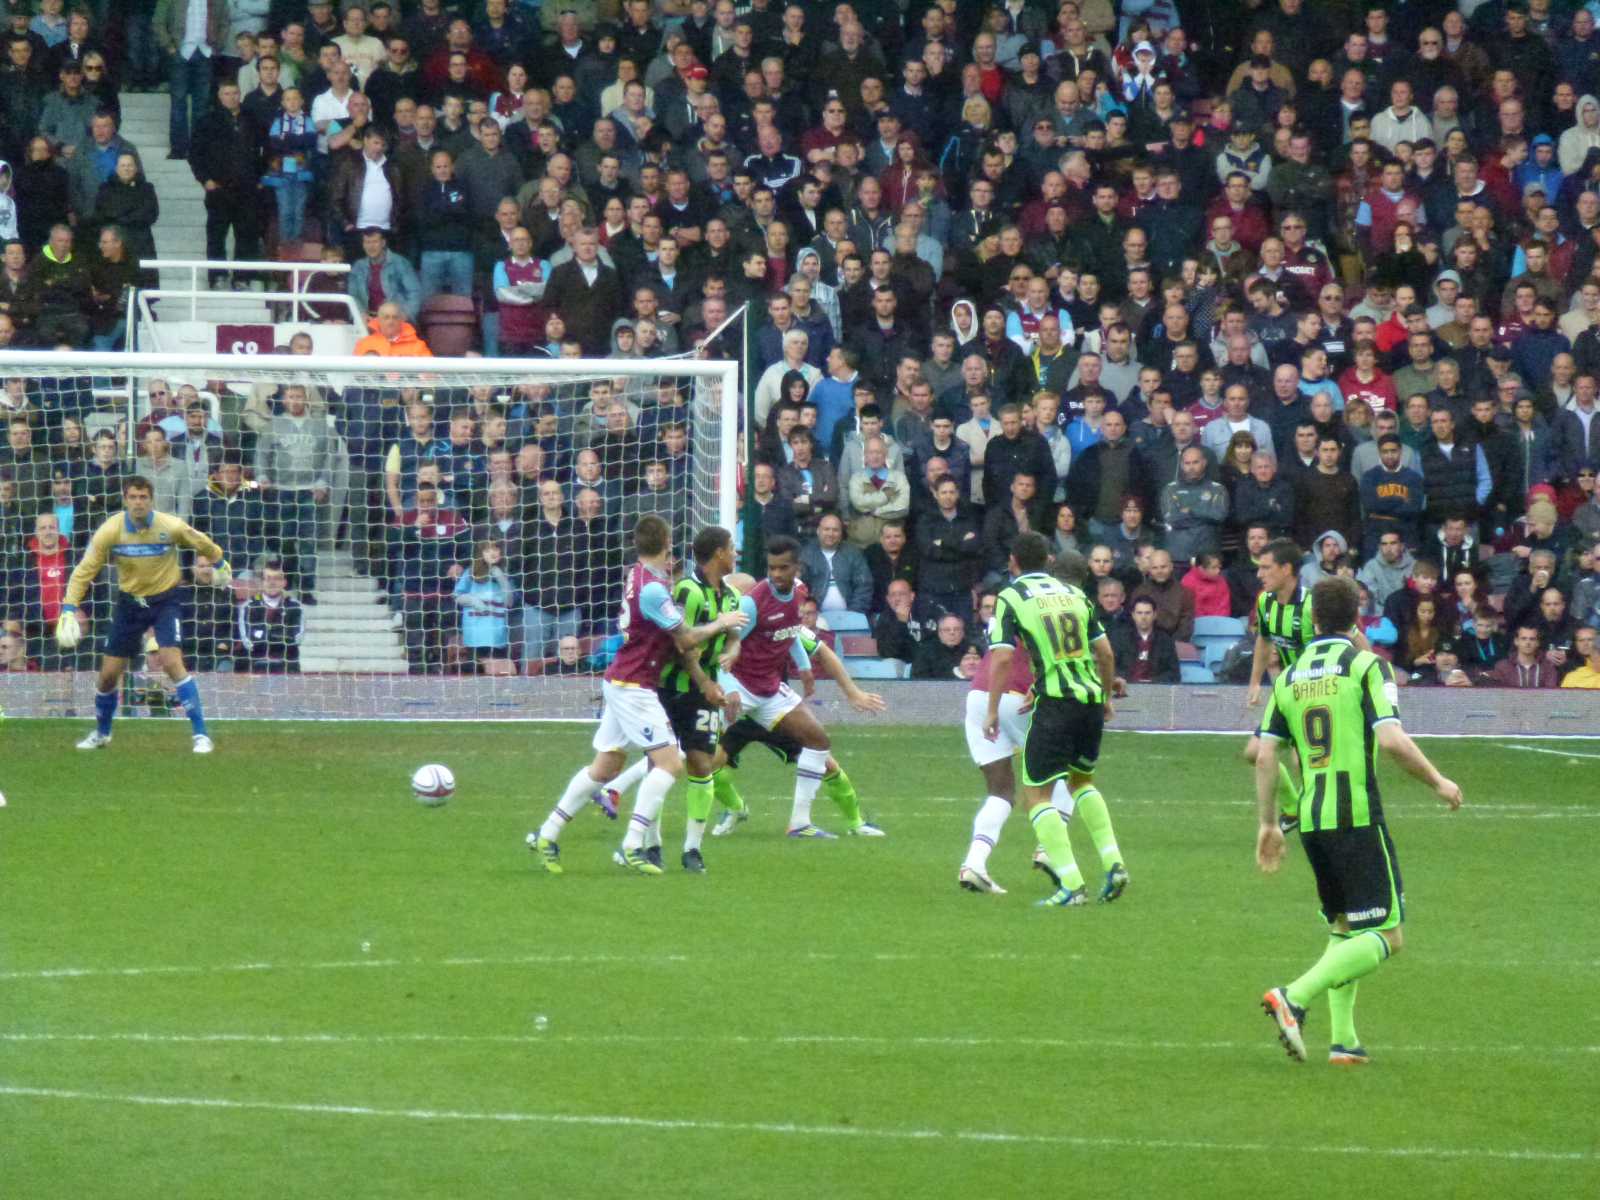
[347,226,422,322]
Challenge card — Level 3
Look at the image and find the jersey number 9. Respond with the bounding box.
[1302,705,1333,768]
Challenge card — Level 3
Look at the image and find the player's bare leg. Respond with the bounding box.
[771,704,836,838]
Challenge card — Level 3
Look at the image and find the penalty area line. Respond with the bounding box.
[0,1084,1591,1164]
[2,1031,1597,1059]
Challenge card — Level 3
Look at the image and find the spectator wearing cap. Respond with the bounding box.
[36,58,94,154]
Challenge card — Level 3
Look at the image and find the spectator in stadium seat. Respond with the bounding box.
[911,611,975,679]
[255,383,334,604]
[18,222,88,346]
[845,434,910,548]
[542,228,624,356]
[1561,628,1600,688]
[67,110,139,225]
[169,397,223,497]
[865,519,917,615]
[329,125,405,262]
[979,471,1047,589]
[872,576,937,664]
[453,116,525,224]
[915,476,982,620]
[1161,445,1230,567]
[392,482,469,671]
[1485,625,1562,689]
[348,227,422,323]
[414,149,475,299]
[153,0,224,158]
[236,560,305,673]
[189,80,264,288]
[521,477,580,659]
[191,456,265,578]
[490,226,549,355]
[132,426,192,519]
[178,555,237,671]
[1110,595,1180,684]
[0,416,49,507]
[800,512,871,613]
[776,426,838,538]
[355,300,432,356]
[1132,548,1196,642]
[568,485,620,633]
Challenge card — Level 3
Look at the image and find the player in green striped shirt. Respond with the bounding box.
[1255,576,1462,1065]
[986,534,1128,908]
[655,525,746,872]
[1245,538,1369,833]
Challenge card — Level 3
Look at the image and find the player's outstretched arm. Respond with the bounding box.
[1253,735,1288,871]
[811,641,886,712]
[1375,722,1463,810]
[672,607,748,652]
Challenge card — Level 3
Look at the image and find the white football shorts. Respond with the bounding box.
[593,680,675,753]
[719,672,804,730]
[965,689,1031,766]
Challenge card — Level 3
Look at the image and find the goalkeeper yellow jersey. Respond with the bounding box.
[64,510,223,607]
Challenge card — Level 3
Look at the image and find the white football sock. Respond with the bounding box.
[964,795,1012,872]
[1052,780,1076,820]
[610,756,652,797]
[789,746,829,828]
[622,767,676,851]
[540,767,600,842]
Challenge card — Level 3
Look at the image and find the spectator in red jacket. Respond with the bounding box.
[1484,625,1562,688]
[1181,551,1233,618]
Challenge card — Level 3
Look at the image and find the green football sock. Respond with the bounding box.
[1286,929,1390,1009]
[823,766,863,826]
[684,774,713,853]
[712,766,744,813]
[1028,803,1085,891]
[1277,762,1300,819]
[1325,936,1360,1047]
[1072,784,1122,871]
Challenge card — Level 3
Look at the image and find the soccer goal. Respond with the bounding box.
[0,348,740,720]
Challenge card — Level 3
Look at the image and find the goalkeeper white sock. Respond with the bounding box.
[540,767,600,842]
[964,796,1011,873]
[789,746,829,829]
[622,767,676,851]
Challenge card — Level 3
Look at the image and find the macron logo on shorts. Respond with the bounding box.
[1345,907,1387,922]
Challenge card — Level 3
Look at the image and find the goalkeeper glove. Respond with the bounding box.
[212,559,233,587]
[56,607,82,650]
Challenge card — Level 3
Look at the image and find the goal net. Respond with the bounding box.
[0,349,739,720]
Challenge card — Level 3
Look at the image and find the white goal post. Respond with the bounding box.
[0,349,740,720]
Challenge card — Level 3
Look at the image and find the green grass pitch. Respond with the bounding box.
[1,720,1595,1198]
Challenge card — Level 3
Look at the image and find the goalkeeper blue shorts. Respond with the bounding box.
[105,586,186,659]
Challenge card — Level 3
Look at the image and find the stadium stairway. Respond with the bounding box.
[117,93,208,276]
[300,550,410,673]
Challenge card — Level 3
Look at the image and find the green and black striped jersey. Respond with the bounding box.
[1259,637,1402,832]
[659,571,740,694]
[1257,584,1316,670]
[989,572,1107,704]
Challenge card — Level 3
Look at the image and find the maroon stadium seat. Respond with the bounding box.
[418,295,480,357]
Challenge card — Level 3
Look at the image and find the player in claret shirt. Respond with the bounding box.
[717,535,887,839]
[528,515,747,876]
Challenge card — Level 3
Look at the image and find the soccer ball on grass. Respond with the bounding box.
[411,764,455,806]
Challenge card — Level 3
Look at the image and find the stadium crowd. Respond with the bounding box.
[0,0,1599,687]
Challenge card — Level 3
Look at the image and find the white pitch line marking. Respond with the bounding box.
[1507,744,1600,761]
[2,1031,1596,1058]
[3,949,1595,984]
[0,1084,1591,1163]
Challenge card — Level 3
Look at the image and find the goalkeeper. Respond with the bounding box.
[56,475,233,754]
